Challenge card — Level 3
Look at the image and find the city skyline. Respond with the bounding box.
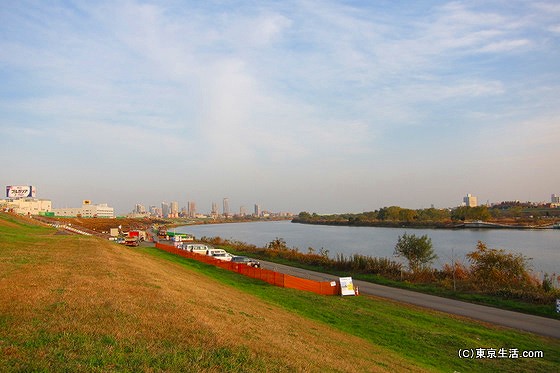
[1,1,559,214]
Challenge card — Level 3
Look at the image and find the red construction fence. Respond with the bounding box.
[155,242,341,296]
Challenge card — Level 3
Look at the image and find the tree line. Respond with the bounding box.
[294,204,559,227]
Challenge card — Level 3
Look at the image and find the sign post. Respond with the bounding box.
[339,277,355,296]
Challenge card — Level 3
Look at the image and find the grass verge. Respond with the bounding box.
[141,246,560,373]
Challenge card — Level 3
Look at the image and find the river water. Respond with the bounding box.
[175,220,559,275]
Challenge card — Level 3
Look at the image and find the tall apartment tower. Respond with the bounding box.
[161,202,170,218]
[254,204,261,217]
[463,194,478,207]
[552,194,560,204]
[223,198,230,217]
[188,201,196,218]
[211,202,218,218]
[170,201,179,218]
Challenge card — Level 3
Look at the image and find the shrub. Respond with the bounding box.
[393,233,437,272]
[466,241,535,292]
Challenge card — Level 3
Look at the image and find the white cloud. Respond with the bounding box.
[477,39,531,52]
[548,24,560,33]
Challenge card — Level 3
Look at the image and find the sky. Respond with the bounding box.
[1,0,559,215]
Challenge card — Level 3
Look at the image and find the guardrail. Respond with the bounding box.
[155,242,341,296]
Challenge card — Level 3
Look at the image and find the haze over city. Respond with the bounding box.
[1,1,559,215]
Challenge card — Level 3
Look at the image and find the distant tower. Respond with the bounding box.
[161,202,170,218]
[223,198,230,217]
[188,201,196,218]
[170,201,179,218]
[240,206,246,216]
[463,194,478,208]
[552,194,560,204]
[211,202,218,218]
[254,204,261,217]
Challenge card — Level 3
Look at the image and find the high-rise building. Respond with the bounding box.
[170,201,179,218]
[211,202,218,218]
[223,198,230,217]
[552,194,560,204]
[463,194,478,207]
[240,206,246,216]
[254,204,261,217]
[161,202,170,218]
[149,205,158,217]
[135,204,146,214]
[188,201,196,218]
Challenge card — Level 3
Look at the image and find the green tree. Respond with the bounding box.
[393,233,437,272]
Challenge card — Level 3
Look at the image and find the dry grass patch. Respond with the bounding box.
[0,214,424,372]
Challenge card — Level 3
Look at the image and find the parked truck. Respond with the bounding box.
[124,236,139,247]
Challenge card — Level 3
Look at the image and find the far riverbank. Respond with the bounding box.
[291,218,560,229]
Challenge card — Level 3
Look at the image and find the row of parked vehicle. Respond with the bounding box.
[176,243,261,268]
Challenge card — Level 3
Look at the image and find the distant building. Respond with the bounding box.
[170,201,179,218]
[254,204,261,217]
[552,194,560,207]
[223,198,230,217]
[2,185,51,215]
[463,193,478,207]
[188,201,196,218]
[161,202,170,218]
[211,202,218,218]
[52,200,114,218]
[3,198,52,215]
[239,206,246,216]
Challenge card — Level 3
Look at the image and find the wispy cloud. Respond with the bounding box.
[1,0,559,212]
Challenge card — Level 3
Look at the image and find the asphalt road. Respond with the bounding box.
[259,260,560,339]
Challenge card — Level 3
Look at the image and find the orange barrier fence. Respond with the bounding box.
[155,242,340,295]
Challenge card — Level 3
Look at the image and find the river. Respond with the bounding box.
[174,220,559,275]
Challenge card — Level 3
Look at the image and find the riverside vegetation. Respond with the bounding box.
[201,233,560,319]
[293,205,560,228]
[2,212,560,372]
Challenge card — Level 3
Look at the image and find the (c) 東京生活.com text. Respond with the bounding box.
[458,348,544,359]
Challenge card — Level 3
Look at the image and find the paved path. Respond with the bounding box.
[260,260,560,339]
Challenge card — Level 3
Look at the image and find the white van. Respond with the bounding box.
[184,243,210,255]
[206,249,233,261]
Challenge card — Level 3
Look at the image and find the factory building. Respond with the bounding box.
[52,200,114,218]
[2,198,52,215]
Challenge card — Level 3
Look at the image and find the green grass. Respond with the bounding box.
[2,328,263,372]
[141,246,560,373]
[217,245,560,319]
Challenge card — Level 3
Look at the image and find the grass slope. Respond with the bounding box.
[143,247,560,373]
[0,213,422,372]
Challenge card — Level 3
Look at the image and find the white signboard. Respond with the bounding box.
[6,185,36,198]
[339,277,355,296]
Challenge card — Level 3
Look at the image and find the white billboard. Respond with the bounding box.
[6,185,36,198]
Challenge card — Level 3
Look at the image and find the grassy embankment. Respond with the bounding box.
[1,212,559,372]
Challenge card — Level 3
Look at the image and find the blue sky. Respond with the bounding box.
[1,0,559,214]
